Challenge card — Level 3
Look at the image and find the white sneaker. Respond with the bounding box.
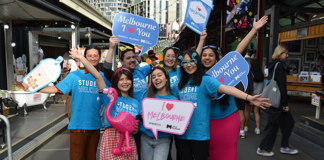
[240,130,245,139]
[255,128,260,135]
[280,147,299,154]
[244,126,248,132]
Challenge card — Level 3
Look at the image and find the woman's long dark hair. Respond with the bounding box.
[250,59,264,82]
[147,67,171,98]
[178,49,204,90]
[201,46,229,111]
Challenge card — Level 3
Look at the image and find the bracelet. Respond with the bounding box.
[246,94,249,101]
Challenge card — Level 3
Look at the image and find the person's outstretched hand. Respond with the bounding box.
[69,45,83,59]
[249,94,271,110]
[252,16,268,31]
[22,83,30,92]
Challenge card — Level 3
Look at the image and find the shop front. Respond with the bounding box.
[278,22,324,97]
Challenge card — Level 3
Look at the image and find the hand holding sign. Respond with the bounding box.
[23,56,63,93]
[206,51,249,99]
[184,0,213,35]
[113,13,159,55]
[142,98,195,139]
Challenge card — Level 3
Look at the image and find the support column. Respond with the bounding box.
[71,22,80,47]
[256,0,265,67]
[71,27,76,47]
[5,22,13,90]
[220,0,226,55]
[87,27,92,45]
[269,5,280,63]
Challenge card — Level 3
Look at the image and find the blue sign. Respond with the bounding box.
[206,51,249,99]
[184,0,213,35]
[112,12,159,56]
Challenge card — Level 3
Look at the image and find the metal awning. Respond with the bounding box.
[0,0,69,21]
[29,27,110,40]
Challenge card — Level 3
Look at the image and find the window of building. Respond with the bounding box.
[108,0,115,2]
[107,12,111,15]
[176,3,179,21]
[110,7,117,11]
[123,4,128,7]
[166,1,168,23]
[160,0,162,13]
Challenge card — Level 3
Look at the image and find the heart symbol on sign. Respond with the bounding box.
[166,103,174,111]
[218,77,224,83]
[128,27,135,33]
[198,8,201,11]
[38,73,41,76]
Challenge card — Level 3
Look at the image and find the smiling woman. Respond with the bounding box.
[138,66,179,160]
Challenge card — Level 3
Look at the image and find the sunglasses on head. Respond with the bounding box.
[202,45,217,50]
[119,46,133,51]
[119,46,133,58]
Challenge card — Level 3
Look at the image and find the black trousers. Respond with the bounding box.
[133,132,141,159]
[259,110,295,151]
[175,138,210,160]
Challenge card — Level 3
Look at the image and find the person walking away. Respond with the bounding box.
[257,44,298,156]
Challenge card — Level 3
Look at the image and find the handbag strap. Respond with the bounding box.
[271,62,280,81]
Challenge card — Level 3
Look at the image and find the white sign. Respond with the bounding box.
[312,93,320,107]
[23,56,63,93]
[142,98,195,139]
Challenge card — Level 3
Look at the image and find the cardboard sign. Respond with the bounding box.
[312,93,320,107]
[112,12,159,56]
[184,0,213,35]
[206,51,249,99]
[142,98,195,139]
[23,56,63,93]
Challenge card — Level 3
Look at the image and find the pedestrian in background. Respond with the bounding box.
[257,44,298,156]
[244,59,264,135]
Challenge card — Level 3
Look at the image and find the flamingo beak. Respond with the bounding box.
[102,88,109,95]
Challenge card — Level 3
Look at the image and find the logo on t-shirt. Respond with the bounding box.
[170,76,179,88]
[78,80,99,94]
[115,101,137,118]
[133,78,147,92]
[179,86,198,108]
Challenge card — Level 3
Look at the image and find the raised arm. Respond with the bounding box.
[105,36,120,63]
[69,45,106,90]
[196,29,207,56]
[235,16,268,54]
[218,84,271,109]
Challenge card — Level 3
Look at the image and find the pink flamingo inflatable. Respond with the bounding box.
[103,87,139,155]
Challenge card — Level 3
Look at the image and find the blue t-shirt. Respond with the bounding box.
[101,94,139,128]
[169,67,181,96]
[173,75,222,141]
[56,70,110,130]
[210,96,237,120]
[139,92,179,138]
[133,65,151,104]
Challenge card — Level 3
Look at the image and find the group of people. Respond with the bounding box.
[22,15,298,160]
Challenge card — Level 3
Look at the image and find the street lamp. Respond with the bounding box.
[4,24,9,29]
[71,24,75,29]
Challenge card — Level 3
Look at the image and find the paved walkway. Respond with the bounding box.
[24,95,324,160]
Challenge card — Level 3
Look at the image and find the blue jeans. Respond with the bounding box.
[141,133,171,160]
